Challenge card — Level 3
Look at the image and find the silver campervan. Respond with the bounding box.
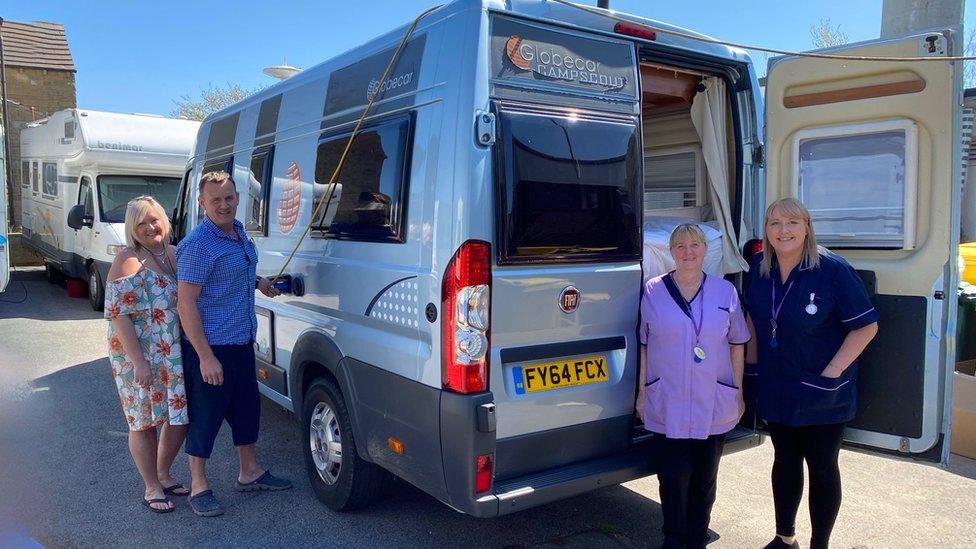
[174,0,961,517]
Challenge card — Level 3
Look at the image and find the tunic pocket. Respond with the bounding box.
[712,380,741,428]
[643,377,666,426]
[799,370,854,418]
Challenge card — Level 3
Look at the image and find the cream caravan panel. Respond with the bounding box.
[766,35,955,296]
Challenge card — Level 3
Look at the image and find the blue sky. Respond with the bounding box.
[9,1,974,116]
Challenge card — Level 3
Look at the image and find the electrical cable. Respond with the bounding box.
[0,264,30,304]
[271,4,442,284]
[550,0,975,62]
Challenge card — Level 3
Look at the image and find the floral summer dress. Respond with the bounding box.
[105,268,188,430]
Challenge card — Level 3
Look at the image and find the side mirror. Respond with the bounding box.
[67,204,93,230]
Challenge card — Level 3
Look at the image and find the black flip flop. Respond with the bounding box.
[162,483,190,497]
[142,496,174,513]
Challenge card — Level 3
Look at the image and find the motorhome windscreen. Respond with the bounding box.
[97,175,181,223]
[495,108,641,263]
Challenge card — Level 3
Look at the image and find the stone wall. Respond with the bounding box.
[4,66,77,231]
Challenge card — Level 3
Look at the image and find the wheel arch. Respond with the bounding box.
[289,330,370,462]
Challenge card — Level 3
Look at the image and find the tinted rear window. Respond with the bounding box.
[495,107,641,264]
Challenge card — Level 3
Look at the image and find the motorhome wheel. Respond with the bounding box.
[302,378,384,511]
[88,264,104,312]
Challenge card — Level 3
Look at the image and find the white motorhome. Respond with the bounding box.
[20,109,199,309]
[175,0,961,517]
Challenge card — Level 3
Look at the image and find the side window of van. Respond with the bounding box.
[246,147,273,235]
[202,112,240,177]
[174,168,193,243]
[42,163,58,197]
[78,177,93,217]
[246,95,281,236]
[311,114,413,242]
[31,163,39,192]
[21,161,29,188]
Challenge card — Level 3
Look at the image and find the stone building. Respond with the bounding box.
[1,20,77,230]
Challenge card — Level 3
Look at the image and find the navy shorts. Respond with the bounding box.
[182,339,260,459]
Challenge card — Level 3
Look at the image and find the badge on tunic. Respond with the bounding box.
[693,346,706,362]
[805,293,818,315]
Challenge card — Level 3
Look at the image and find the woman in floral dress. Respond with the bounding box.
[105,196,189,513]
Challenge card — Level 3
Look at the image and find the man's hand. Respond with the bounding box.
[257,277,281,298]
[133,358,152,390]
[200,355,224,385]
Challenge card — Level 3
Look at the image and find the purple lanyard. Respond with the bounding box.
[770,280,795,345]
[684,284,705,345]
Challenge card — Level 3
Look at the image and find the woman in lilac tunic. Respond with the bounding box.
[637,223,750,549]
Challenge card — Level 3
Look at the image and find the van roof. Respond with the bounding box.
[75,109,200,157]
[200,0,752,125]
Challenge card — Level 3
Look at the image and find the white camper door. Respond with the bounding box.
[764,30,959,458]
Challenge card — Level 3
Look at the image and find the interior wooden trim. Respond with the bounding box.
[783,79,926,109]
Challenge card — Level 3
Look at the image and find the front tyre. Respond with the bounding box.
[88,264,104,311]
[302,377,384,511]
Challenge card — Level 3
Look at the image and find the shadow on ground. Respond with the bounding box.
[0,268,101,321]
[0,357,676,548]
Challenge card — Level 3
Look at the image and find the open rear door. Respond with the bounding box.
[764,30,961,461]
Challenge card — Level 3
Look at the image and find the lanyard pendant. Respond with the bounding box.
[805,293,818,315]
[770,320,778,348]
[693,346,706,363]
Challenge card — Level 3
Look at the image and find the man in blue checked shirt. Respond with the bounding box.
[176,171,292,517]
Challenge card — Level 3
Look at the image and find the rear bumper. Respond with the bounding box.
[447,423,763,518]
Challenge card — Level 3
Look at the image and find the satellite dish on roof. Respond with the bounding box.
[263,64,301,80]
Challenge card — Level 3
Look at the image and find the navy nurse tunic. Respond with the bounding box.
[744,251,878,427]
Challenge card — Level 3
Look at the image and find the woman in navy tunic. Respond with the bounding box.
[744,198,878,549]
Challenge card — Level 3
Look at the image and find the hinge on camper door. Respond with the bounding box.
[919,34,947,57]
[752,143,765,166]
[475,111,496,147]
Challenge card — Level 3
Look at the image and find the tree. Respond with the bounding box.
[810,18,849,49]
[171,83,260,121]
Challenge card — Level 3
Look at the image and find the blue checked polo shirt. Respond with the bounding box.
[177,217,258,346]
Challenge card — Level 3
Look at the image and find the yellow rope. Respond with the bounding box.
[551,0,974,62]
[271,4,442,284]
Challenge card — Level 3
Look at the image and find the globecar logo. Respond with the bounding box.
[366,71,414,102]
[504,35,626,89]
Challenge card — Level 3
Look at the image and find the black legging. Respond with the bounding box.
[656,433,727,549]
[767,422,845,549]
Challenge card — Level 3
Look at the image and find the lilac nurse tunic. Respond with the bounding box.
[639,272,751,439]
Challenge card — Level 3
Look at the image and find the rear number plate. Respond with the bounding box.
[513,355,608,394]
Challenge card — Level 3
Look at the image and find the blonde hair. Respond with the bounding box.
[124,196,171,250]
[669,223,708,249]
[760,197,823,278]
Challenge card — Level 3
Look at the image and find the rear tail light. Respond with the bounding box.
[442,240,491,393]
[613,21,657,41]
[475,453,494,494]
